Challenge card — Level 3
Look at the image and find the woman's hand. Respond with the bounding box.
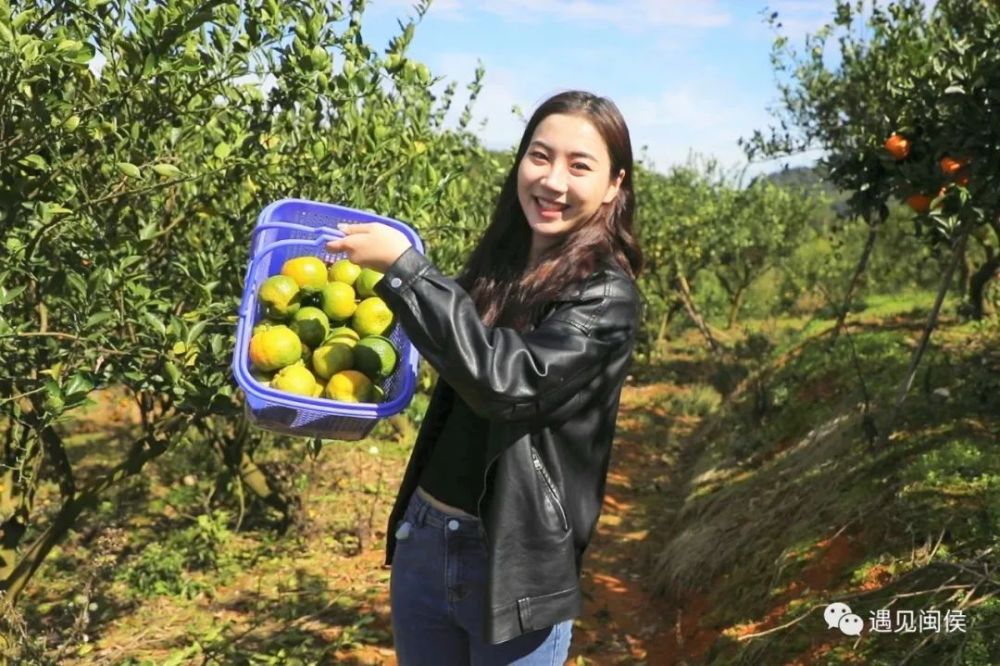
[325,222,414,273]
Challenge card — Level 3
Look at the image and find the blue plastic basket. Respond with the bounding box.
[232,198,425,440]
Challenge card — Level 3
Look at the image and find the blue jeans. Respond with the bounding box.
[389,490,574,665]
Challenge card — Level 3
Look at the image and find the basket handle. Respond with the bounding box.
[238,231,347,319]
[250,221,346,257]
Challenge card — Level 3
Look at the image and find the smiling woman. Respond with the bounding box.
[326,90,643,665]
[518,113,626,266]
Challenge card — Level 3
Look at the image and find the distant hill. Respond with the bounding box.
[762,164,834,193]
[762,164,851,216]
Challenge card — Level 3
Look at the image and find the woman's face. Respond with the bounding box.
[516,113,624,254]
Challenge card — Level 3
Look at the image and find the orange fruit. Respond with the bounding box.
[939,155,969,176]
[290,306,330,348]
[281,256,328,292]
[353,335,399,381]
[905,194,932,214]
[257,275,301,320]
[351,297,394,337]
[325,370,374,403]
[326,325,360,347]
[248,325,302,372]
[328,258,363,286]
[271,364,320,396]
[311,341,354,379]
[355,268,384,298]
[883,134,910,160]
[319,281,357,322]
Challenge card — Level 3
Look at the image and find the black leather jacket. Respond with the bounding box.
[374,246,641,644]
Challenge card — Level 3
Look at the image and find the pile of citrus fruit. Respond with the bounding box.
[247,255,400,404]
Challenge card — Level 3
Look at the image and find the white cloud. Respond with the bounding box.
[382,0,731,30]
[427,54,801,175]
[616,87,758,167]
[428,52,530,149]
[373,2,818,177]
[426,60,792,175]
[376,0,466,20]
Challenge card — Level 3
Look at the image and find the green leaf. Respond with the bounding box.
[19,154,48,171]
[56,39,83,52]
[141,311,166,336]
[64,373,94,398]
[0,23,14,44]
[85,311,115,328]
[164,361,181,384]
[44,380,64,412]
[120,255,143,271]
[117,162,141,178]
[186,320,207,345]
[213,142,231,159]
[12,11,31,30]
[139,222,158,241]
[152,163,182,178]
[67,273,87,296]
[0,285,26,305]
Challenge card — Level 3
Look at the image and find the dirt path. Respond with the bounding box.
[569,382,714,666]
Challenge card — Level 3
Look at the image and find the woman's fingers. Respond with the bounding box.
[336,222,373,235]
[325,238,348,253]
[324,222,409,272]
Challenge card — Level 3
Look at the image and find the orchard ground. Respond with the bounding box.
[16,292,1000,665]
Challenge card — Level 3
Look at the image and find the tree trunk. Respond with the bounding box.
[828,223,879,349]
[958,238,972,298]
[2,491,90,605]
[674,272,722,354]
[727,287,746,329]
[882,229,969,444]
[1,421,181,605]
[968,251,999,320]
[213,419,297,527]
[967,218,1000,319]
[0,422,43,586]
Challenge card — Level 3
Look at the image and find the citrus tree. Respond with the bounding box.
[635,161,728,355]
[634,159,820,356]
[0,0,496,612]
[745,0,1000,320]
[711,177,822,328]
[744,0,1000,436]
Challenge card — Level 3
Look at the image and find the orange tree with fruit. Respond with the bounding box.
[745,0,1000,322]
[0,0,500,622]
[744,0,1000,439]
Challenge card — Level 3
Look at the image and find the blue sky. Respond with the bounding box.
[361,0,836,177]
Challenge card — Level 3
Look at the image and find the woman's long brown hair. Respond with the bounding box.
[456,90,643,330]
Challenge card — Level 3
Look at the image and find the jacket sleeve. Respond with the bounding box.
[373,247,639,422]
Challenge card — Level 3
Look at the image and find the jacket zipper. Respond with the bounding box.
[476,446,571,549]
[530,447,569,532]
